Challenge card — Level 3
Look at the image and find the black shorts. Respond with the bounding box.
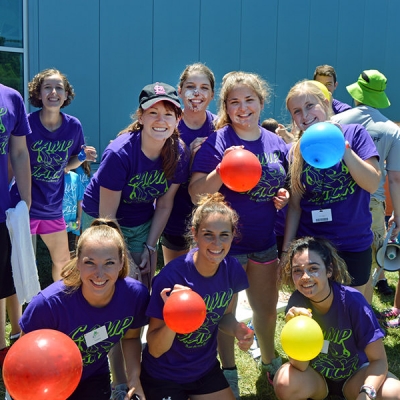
[0,222,15,299]
[160,232,189,252]
[67,373,111,400]
[141,361,229,400]
[338,247,372,286]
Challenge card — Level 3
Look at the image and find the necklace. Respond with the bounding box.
[309,284,331,304]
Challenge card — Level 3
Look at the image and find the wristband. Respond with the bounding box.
[78,148,87,162]
[215,163,221,175]
[143,243,156,254]
[359,385,376,399]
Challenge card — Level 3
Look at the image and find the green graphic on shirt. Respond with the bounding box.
[178,289,233,348]
[125,170,169,203]
[248,151,286,202]
[31,139,74,182]
[312,327,359,381]
[0,107,7,135]
[303,162,357,205]
[69,316,134,367]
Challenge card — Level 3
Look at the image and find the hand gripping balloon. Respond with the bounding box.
[219,149,262,192]
[280,315,324,361]
[300,122,345,169]
[163,290,207,334]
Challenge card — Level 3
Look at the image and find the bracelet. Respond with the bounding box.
[359,385,376,400]
[215,163,221,175]
[143,243,156,254]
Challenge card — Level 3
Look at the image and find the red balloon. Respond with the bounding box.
[3,329,83,400]
[219,149,262,192]
[163,290,207,334]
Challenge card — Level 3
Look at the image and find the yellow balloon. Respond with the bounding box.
[309,80,332,102]
[280,316,324,361]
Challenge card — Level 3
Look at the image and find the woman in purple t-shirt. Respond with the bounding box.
[142,193,253,400]
[282,80,380,296]
[16,69,97,282]
[275,236,400,399]
[161,63,217,265]
[190,71,289,386]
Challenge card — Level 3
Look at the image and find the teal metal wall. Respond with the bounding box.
[28,0,400,157]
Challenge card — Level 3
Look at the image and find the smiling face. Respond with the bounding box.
[78,238,123,307]
[291,249,332,302]
[193,212,234,270]
[287,93,328,132]
[139,101,179,142]
[39,74,68,110]
[179,72,214,113]
[226,84,263,132]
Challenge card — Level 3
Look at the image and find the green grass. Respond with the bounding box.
[1,239,399,399]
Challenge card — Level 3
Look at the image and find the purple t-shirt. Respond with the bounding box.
[296,124,379,252]
[0,84,31,222]
[191,125,289,254]
[82,131,190,227]
[286,282,384,382]
[142,249,248,382]
[164,110,217,236]
[19,278,149,382]
[10,110,85,220]
[332,98,352,115]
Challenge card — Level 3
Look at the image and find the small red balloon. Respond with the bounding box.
[219,149,262,192]
[163,290,207,334]
[3,329,83,400]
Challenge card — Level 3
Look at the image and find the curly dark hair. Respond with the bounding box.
[28,68,75,108]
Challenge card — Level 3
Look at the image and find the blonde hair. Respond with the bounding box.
[286,80,333,196]
[215,71,270,130]
[61,219,129,290]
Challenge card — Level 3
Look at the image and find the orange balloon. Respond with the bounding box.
[219,149,262,192]
[3,329,83,400]
[163,290,207,334]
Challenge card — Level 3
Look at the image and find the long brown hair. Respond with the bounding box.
[117,102,185,180]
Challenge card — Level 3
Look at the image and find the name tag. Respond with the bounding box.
[84,325,108,347]
[312,209,332,223]
[321,339,329,354]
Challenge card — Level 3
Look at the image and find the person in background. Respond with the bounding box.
[10,68,97,281]
[313,64,352,114]
[332,69,400,303]
[274,236,400,400]
[261,118,294,144]
[190,71,289,395]
[141,193,253,400]
[63,168,84,256]
[282,80,380,297]
[19,219,149,400]
[81,82,190,393]
[0,84,31,367]
[161,63,216,265]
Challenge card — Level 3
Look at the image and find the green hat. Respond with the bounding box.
[346,69,390,109]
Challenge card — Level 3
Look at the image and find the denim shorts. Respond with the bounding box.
[234,244,278,266]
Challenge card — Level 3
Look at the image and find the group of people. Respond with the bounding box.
[1,61,400,400]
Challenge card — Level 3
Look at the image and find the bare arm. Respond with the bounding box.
[343,145,381,193]
[9,135,31,209]
[387,170,400,238]
[282,192,302,252]
[121,327,146,400]
[99,186,122,221]
[188,171,223,204]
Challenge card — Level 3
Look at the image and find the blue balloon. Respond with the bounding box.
[300,122,345,169]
